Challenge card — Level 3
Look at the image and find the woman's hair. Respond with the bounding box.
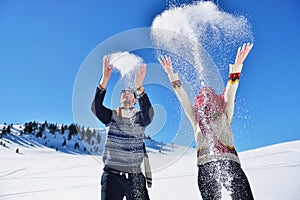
[194,86,225,119]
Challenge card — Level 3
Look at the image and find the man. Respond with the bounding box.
[91,55,154,200]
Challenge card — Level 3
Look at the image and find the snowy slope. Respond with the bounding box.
[238,141,300,200]
[150,140,300,200]
[0,123,106,155]
[0,128,299,199]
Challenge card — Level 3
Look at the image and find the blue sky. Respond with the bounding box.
[0,0,299,151]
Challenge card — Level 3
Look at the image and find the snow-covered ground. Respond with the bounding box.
[1,132,299,199]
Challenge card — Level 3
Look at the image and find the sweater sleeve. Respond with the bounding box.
[91,85,112,125]
[137,92,154,127]
[168,73,196,128]
[224,64,243,124]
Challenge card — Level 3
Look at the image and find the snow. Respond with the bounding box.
[1,126,299,199]
[109,52,143,77]
[151,1,253,94]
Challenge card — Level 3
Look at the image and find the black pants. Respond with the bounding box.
[101,169,150,200]
[198,160,254,200]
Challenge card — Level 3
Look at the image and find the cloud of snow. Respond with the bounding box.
[151,1,253,93]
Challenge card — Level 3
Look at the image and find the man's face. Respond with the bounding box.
[120,89,136,107]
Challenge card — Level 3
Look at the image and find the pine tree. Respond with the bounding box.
[68,131,72,140]
[68,124,78,140]
[92,129,96,138]
[24,122,33,134]
[74,142,79,150]
[80,126,85,141]
[97,133,101,144]
[86,127,92,144]
[6,125,11,133]
[49,124,56,134]
[1,126,5,135]
[61,125,65,135]
[36,125,44,138]
[62,139,66,147]
[32,121,38,132]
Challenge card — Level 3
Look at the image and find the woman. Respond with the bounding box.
[158,43,254,200]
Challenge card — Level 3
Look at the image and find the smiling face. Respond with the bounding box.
[120,88,136,108]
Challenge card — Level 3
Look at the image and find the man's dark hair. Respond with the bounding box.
[121,87,137,99]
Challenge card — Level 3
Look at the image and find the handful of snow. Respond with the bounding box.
[109,52,143,77]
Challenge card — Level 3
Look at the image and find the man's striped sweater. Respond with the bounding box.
[91,86,154,173]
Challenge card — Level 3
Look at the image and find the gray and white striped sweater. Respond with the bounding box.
[103,108,146,173]
[91,86,154,173]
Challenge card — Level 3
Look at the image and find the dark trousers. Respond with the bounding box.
[101,169,150,200]
[198,160,254,200]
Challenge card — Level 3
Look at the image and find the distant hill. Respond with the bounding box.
[0,122,174,155]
